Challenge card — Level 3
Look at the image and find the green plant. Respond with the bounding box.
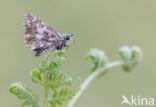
[9,51,79,107]
[9,46,143,107]
[67,46,143,107]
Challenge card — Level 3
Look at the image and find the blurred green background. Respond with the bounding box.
[0,0,156,107]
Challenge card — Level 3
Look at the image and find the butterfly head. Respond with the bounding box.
[63,34,74,41]
[61,34,75,48]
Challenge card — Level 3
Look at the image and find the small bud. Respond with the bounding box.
[87,48,109,72]
[119,46,132,61]
[132,46,143,61]
[119,46,143,72]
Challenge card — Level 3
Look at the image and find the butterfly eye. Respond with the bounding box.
[66,35,70,40]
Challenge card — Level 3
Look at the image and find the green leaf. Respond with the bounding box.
[31,69,43,85]
[48,72,72,90]
[53,91,58,98]
[42,51,67,73]
[49,88,79,107]
[50,101,56,107]
[9,82,40,107]
[30,51,67,85]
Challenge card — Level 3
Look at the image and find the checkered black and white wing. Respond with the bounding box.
[24,13,62,56]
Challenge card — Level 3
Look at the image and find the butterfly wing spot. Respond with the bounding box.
[36,34,43,40]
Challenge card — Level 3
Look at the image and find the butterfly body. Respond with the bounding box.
[24,13,74,56]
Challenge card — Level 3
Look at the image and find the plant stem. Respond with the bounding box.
[67,60,137,107]
[44,72,49,107]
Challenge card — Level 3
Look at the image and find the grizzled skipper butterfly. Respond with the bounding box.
[24,13,74,56]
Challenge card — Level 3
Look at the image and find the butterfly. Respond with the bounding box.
[24,13,74,56]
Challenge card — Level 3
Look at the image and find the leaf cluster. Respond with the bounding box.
[9,51,79,107]
[49,88,79,107]
[9,82,39,107]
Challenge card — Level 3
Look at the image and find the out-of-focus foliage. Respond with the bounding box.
[119,46,143,71]
[87,48,109,72]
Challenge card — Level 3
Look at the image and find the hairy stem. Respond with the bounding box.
[67,60,138,107]
[44,72,49,107]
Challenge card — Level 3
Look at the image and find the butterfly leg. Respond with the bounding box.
[58,45,63,61]
[66,46,69,53]
[45,47,56,62]
[63,42,69,52]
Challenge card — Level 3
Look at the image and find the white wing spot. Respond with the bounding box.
[38,29,44,34]
[47,43,52,46]
[25,34,31,38]
[32,17,37,22]
[31,45,36,50]
[36,34,43,40]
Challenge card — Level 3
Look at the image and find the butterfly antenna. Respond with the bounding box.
[73,37,76,45]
